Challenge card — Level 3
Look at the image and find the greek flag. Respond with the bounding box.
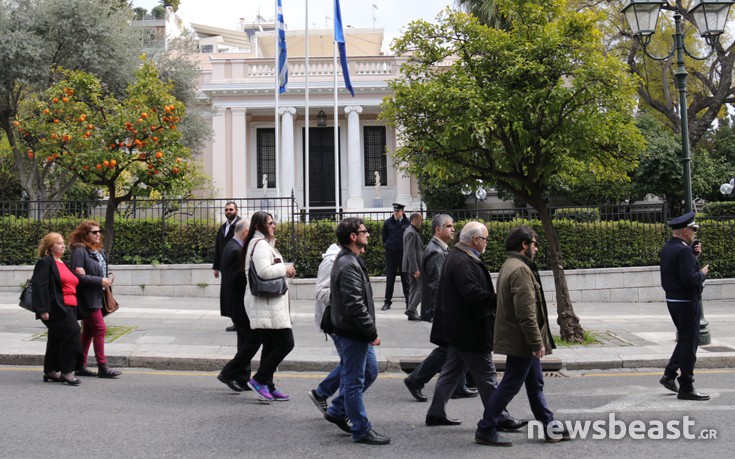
[277,0,288,93]
[334,0,354,97]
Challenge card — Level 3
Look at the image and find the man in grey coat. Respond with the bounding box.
[402,212,423,321]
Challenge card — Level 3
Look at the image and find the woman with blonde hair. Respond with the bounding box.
[31,232,83,385]
[68,220,121,378]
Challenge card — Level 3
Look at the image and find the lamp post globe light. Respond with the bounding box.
[621,0,734,214]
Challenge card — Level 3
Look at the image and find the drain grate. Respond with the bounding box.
[701,345,735,353]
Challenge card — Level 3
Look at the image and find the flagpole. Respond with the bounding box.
[333,40,339,216]
[305,0,310,215]
[275,0,281,198]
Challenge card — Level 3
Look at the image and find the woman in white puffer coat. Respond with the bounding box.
[243,211,296,402]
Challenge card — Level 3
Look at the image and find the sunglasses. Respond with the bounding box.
[89,230,102,235]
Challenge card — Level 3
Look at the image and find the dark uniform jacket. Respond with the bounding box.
[219,238,247,321]
[660,237,705,301]
[329,248,378,343]
[420,236,448,321]
[213,216,241,271]
[494,252,555,357]
[430,241,496,353]
[382,215,409,252]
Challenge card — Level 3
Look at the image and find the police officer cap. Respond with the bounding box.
[392,202,405,210]
[668,211,699,230]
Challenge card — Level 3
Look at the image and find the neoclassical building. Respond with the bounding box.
[192,26,421,212]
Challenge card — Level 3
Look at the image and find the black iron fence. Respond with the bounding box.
[3,199,734,278]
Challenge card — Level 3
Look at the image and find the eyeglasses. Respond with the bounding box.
[475,235,489,241]
[89,230,101,235]
[356,230,369,234]
[689,227,699,232]
[267,222,276,226]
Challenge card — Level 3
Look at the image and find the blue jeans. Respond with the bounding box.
[315,334,341,399]
[326,335,379,441]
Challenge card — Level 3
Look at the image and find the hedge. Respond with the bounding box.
[2,216,733,278]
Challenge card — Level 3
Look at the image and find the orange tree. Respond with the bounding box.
[14,60,200,254]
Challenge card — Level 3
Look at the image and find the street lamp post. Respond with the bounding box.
[622,0,734,346]
[621,0,734,213]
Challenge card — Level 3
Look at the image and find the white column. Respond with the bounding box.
[279,106,297,198]
[344,105,364,210]
[231,107,247,197]
[393,125,412,207]
[211,107,227,196]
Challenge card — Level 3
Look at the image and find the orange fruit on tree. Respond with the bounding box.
[110,159,117,167]
[141,113,148,119]
[96,164,102,170]
[52,98,59,104]
[155,151,163,159]
[62,97,68,103]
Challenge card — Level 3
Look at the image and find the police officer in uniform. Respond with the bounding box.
[659,212,710,401]
[380,203,410,311]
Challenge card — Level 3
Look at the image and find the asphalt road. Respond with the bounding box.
[1,366,733,458]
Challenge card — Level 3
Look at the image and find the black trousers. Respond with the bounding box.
[408,345,468,394]
[221,316,262,383]
[42,306,83,374]
[384,249,409,306]
[253,328,295,390]
[664,300,701,391]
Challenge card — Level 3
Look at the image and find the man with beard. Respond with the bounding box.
[213,201,241,332]
[476,226,566,446]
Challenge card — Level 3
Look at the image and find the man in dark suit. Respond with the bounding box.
[402,212,424,321]
[217,218,261,392]
[213,201,241,332]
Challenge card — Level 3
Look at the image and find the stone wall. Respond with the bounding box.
[3,264,733,303]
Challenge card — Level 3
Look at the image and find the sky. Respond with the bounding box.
[132,0,456,52]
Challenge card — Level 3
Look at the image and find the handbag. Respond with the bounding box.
[19,279,33,312]
[247,239,289,297]
[102,286,119,316]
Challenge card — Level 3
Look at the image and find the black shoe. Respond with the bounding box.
[425,415,461,426]
[59,374,81,386]
[545,424,572,443]
[217,373,244,392]
[324,412,352,434]
[660,376,678,393]
[475,429,512,446]
[43,373,62,382]
[380,303,391,311]
[234,379,252,391]
[451,388,479,399]
[308,389,328,414]
[225,324,237,332]
[405,310,421,321]
[403,377,427,402]
[356,429,390,445]
[497,418,529,432]
[75,367,97,377]
[677,389,710,401]
[97,364,121,379]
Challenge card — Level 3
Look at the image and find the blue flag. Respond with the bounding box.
[334,0,354,97]
[277,0,288,93]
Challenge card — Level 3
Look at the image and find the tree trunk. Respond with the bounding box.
[535,200,585,343]
[103,191,117,257]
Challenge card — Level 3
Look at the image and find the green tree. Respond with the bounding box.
[151,5,166,20]
[14,62,204,255]
[0,0,142,205]
[161,0,180,12]
[381,1,645,341]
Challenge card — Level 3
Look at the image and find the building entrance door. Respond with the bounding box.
[303,127,341,209]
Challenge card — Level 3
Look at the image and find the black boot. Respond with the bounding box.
[75,367,98,377]
[97,364,122,379]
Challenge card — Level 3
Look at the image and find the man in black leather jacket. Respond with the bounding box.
[322,218,389,445]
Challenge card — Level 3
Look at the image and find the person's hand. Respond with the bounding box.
[413,271,420,279]
[370,336,382,346]
[101,278,112,288]
[693,241,702,256]
[40,312,49,320]
[286,265,296,278]
[701,264,710,276]
[74,267,85,275]
[532,346,546,358]
[213,270,220,278]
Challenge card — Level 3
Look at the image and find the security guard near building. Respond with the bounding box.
[659,212,710,401]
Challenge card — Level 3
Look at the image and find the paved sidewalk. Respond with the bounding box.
[1,291,733,372]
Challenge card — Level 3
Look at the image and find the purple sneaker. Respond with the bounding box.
[247,378,273,402]
[271,389,290,401]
